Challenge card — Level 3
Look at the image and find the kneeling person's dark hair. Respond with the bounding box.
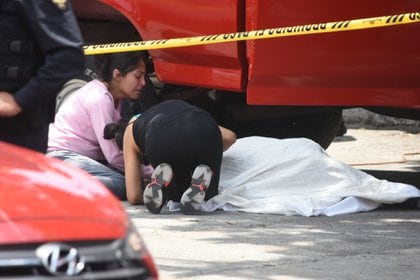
[103,119,129,150]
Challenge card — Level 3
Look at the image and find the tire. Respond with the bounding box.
[230,111,343,149]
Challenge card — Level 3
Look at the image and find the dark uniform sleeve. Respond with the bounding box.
[13,0,85,110]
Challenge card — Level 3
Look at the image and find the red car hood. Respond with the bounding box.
[0,142,127,244]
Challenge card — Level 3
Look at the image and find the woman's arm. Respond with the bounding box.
[89,91,125,171]
[219,126,237,151]
[123,123,144,204]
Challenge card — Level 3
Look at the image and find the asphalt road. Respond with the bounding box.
[126,127,420,280]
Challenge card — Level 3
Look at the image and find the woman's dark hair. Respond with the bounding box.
[94,51,147,83]
[103,95,155,150]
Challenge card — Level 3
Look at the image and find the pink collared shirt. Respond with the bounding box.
[48,80,124,171]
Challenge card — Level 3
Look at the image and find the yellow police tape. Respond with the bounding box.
[84,12,420,55]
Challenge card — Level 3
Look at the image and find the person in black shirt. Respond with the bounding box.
[123,99,237,214]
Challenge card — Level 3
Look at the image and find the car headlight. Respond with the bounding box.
[119,220,159,279]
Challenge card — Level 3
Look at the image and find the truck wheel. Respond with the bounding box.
[231,111,343,149]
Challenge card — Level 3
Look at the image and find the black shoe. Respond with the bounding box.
[143,163,173,214]
[180,165,212,214]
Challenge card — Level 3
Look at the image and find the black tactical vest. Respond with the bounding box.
[0,0,42,93]
[0,0,46,131]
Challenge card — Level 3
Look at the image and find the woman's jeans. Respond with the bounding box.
[47,150,126,200]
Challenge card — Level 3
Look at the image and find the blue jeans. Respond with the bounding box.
[47,150,126,200]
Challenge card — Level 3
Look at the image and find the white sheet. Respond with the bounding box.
[195,136,419,216]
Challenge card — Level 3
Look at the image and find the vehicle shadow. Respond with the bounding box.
[333,134,357,142]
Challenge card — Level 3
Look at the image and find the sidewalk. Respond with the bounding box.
[127,126,420,280]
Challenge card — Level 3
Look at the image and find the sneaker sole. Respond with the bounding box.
[143,163,173,214]
[180,164,212,213]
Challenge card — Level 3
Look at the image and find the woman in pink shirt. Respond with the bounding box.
[47,52,150,199]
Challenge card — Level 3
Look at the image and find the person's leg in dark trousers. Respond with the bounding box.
[169,110,222,201]
[186,112,223,200]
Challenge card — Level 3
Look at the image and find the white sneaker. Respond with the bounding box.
[143,163,173,214]
[180,164,212,213]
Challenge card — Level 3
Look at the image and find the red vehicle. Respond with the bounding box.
[73,0,420,148]
[0,142,158,279]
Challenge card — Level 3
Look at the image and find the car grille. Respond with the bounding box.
[0,240,153,280]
